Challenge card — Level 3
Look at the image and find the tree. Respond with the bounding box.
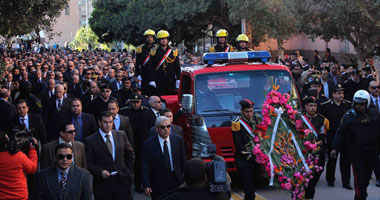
[227,0,297,56]
[70,27,101,51]
[90,0,241,49]
[0,0,69,40]
[293,0,380,65]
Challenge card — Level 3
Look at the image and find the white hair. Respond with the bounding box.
[155,116,170,127]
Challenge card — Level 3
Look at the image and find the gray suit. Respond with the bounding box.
[148,124,183,138]
[41,140,87,169]
[36,165,94,200]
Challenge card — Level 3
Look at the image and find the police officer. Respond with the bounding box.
[209,29,234,52]
[147,30,180,96]
[302,77,328,112]
[119,94,148,193]
[320,84,352,189]
[117,76,133,108]
[235,34,252,52]
[343,69,364,102]
[136,29,156,96]
[331,90,380,200]
[231,99,259,200]
[302,96,329,200]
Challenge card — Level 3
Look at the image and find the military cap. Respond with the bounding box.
[99,83,110,90]
[309,77,322,85]
[239,99,254,109]
[332,84,344,92]
[362,65,371,71]
[350,69,361,75]
[129,94,142,102]
[121,76,132,82]
[303,96,317,105]
[132,82,141,89]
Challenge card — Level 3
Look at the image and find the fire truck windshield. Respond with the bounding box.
[195,70,298,115]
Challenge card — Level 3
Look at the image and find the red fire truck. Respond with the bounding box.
[162,51,300,172]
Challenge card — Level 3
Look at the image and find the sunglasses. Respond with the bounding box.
[65,130,75,134]
[57,154,73,160]
[159,125,171,129]
[370,86,380,89]
[155,101,161,103]
[355,102,366,106]
[85,73,91,75]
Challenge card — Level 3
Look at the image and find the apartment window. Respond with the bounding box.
[65,5,70,15]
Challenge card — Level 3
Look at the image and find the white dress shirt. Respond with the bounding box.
[158,135,173,171]
[370,94,380,112]
[20,114,29,130]
[99,129,115,160]
[114,114,121,130]
[322,80,329,99]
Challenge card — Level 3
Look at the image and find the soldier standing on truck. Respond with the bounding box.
[231,99,260,200]
[235,34,253,52]
[209,29,234,53]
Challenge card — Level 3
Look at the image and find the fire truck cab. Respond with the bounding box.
[161,51,300,172]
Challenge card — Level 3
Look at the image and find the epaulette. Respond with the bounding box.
[120,106,131,111]
[209,46,215,53]
[320,99,332,105]
[136,45,144,54]
[343,80,348,84]
[171,47,178,57]
[231,117,240,131]
[150,46,158,56]
[343,99,351,104]
[141,106,149,110]
[320,115,330,130]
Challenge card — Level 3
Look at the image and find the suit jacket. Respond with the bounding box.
[31,78,44,97]
[0,99,16,133]
[110,80,122,92]
[149,125,183,138]
[40,139,87,169]
[4,81,14,91]
[369,98,380,113]
[14,113,47,145]
[142,134,186,195]
[116,115,134,148]
[43,97,71,141]
[61,112,98,142]
[36,165,94,200]
[84,130,134,197]
[142,108,158,142]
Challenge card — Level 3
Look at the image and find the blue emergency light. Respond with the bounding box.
[203,51,271,65]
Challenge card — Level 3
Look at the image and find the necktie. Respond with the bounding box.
[156,112,160,118]
[376,99,379,111]
[163,140,171,172]
[57,99,62,110]
[50,91,52,98]
[21,117,27,129]
[73,116,82,141]
[105,134,113,156]
[60,171,67,199]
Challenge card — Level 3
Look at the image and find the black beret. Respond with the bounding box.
[303,96,317,104]
[239,99,254,109]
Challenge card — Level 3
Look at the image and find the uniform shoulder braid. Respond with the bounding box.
[149,45,158,56]
[231,117,241,131]
[136,44,144,54]
[170,46,178,57]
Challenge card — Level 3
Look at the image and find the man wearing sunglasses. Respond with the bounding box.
[367,80,380,187]
[36,143,94,200]
[142,116,186,200]
[40,121,87,170]
[332,90,380,200]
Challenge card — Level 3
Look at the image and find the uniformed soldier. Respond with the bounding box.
[209,29,234,52]
[331,90,380,200]
[302,96,329,200]
[135,29,156,96]
[119,94,149,193]
[320,84,352,189]
[117,76,133,108]
[235,34,252,52]
[343,69,365,102]
[91,83,118,120]
[231,99,259,200]
[302,77,328,112]
[147,30,180,96]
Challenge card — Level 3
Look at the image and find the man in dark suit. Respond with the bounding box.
[320,68,335,99]
[116,77,133,108]
[36,143,94,200]
[31,69,45,97]
[81,80,97,114]
[41,121,87,169]
[85,111,134,200]
[91,83,119,119]
[40,78,55,107]
[142,96,162,142]
[107,100,134,147]
[0,88,16,134]
[43,84,71,141]
[60,98,98,142]
[149,108,183,138]
[15,99,47,145]
[368,80,380,187]
[142,116,187,200]
[4,73,15,92]
[110,71,123,92]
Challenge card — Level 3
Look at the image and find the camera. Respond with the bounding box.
[206,144,229,192]
[8,126,35,155]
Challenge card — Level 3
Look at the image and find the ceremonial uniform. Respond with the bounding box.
[320,99,351,187]
[303,112,329,199]
[119,95,149,192]
[231,99,259,200]
[136,44,156,95]
[148,45,180,96]
[209,44,234,53]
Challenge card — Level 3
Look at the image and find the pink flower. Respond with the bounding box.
[253,136,260,143]
[303,129,312,136]
[262,117,272,126]
[287,108,294,115]
[281,182,292,190]
[285,104,292,110]
[295,120,302,129]
[284,93,290,101]
[272,96,280,104]
[304,141,317,151]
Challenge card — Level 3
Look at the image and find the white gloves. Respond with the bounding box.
[176,80,180,89]
[149,81,156,88]
[137,75,142,81]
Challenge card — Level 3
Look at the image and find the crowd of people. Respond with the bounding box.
[0,27,379,200]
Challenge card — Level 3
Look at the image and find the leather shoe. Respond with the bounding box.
[327,182,334,187]
[343,184,353,190]
[376,180,380,187]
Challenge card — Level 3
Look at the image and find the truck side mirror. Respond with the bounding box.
[181,94,194,114]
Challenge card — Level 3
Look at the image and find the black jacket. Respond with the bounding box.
[160,186,229,200]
